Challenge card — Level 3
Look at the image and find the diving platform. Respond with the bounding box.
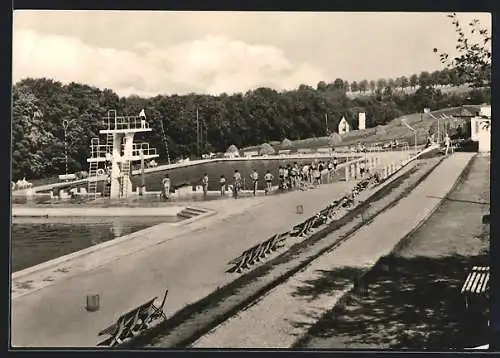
[86,110,159,200]
[101,112,153,134]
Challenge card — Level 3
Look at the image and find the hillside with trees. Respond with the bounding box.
[11,78,489,180]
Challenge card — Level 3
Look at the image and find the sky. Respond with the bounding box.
[12,11,491,97]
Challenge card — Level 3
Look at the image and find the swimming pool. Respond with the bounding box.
[11,216,181,272]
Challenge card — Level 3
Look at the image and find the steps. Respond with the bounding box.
[177,207,208,219]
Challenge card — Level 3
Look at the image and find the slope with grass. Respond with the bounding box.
[242,105,481,153]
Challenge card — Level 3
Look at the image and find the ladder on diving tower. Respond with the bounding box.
[120,160,131,198]
[88,138,100,200]
[106,133,113,154]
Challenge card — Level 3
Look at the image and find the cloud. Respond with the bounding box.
[12,29,325,97]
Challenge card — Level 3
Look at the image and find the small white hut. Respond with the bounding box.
[338,117,351,135]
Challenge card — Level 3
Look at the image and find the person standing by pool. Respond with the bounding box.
[310,161,317,184]
[293,162,300,188]
[202,173,209,198]
[278,166,285,190]
[313,165,321,185]
[233,170,242,198]
[283,165,289,190]
[318,161,325,184]
[289,163,297,189]
[161,174,171,201]
[444,133,452,155]
[264,170,274,195]
[286,164,294,189]
[359,160,366,178]
[219,175,227,196]
[327,161,334,183]
[250,169,259,196]
[302,163,309,184]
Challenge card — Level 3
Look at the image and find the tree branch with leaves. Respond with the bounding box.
[433,13,491,88]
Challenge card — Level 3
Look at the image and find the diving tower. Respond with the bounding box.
[86,110,159,200]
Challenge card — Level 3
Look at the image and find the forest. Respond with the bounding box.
[12,67,490,180]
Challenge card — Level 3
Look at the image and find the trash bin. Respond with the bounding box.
[86,294,100,312]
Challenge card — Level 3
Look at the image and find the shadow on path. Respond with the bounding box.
[292,253,489,350]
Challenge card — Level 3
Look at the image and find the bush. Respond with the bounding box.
[259,142,276,155]
[281,138,294,149]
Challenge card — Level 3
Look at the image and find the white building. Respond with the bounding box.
[338,117,350,135]
[358,112,366,130]
[470,105,491,153]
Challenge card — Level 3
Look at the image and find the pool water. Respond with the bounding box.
[11,216,180,272]
[133,157,347,191]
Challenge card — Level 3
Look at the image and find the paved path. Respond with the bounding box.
[192,153,474,348]
[300,154,489,349]
[11,179,356,347]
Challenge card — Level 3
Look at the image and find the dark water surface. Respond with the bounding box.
[11,216,180,272]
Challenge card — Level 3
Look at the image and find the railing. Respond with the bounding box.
[90,143,112,159]
[131,142,158,157]
[106,115,150,131]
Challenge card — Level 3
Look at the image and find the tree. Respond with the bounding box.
[418,71,432,87]
[332,78,345,91]
[409,74,418,89]
[376,78,387,91]
[448,68,461,86]
[359,79,369,93]
[430,70,441,87]
[401,76,409,91]
[369,80,376,93]
[394,77,403,90]
[343,80,350,92]
[350,81,359,93]
[316,81,327,91]
[437,68,451,87]
[387,78,396,89]
[433,13,491,88]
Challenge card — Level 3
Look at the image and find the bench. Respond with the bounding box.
[461,266,489,310]
[227,232,290,273]
[97,289,168,347]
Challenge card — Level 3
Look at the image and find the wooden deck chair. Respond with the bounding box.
[263,235,278,255]
[461,266,489,310]
[248,243,264,265]
[148,289,169,322]
[236,252,252,272]
[270,232,289,250]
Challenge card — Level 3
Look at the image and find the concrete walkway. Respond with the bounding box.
[192,153,474,348]
[11,179,356,347]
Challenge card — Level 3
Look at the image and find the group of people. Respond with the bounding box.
[159,157,341,201]
[276,157,340,190]
[217,169,273,198]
